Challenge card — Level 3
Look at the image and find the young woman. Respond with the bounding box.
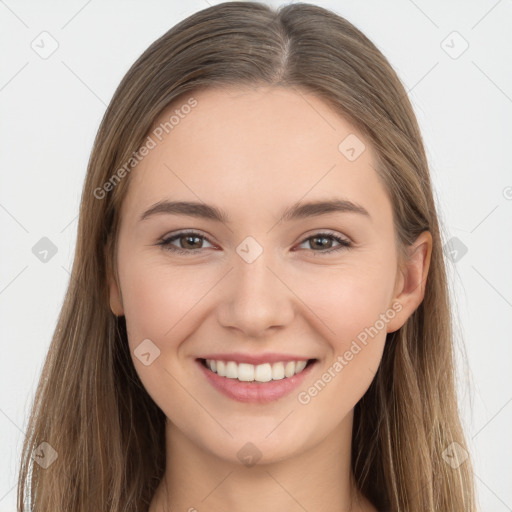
[17,2,477,511]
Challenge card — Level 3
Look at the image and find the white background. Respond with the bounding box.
[1,1,511,510]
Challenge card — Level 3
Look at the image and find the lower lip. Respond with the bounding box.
[196,359,317,404]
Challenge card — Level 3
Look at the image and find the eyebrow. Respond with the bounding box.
[139,198,371,224]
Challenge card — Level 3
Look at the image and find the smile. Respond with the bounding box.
[202,358,311,382]
[197,357,318,403]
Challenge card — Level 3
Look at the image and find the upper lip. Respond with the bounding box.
[198,352,316,365]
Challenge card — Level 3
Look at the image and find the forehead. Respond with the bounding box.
[120,85,392,228]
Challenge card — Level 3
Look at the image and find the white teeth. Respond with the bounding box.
[254,363,272,382]
[237,363,255,382]
[205,359,311,382]
[216,360,226,377]
[295,360,307,373]
[226,361,238,378]
[284,361,295,378]
[271,362,285,380]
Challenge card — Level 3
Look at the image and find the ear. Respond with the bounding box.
[107,250,124,317]
[386,231,432,333]
[109,274,124,317]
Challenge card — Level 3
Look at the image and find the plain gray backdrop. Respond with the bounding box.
[1,1,511,510]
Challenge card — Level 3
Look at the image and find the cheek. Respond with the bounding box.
[290,258,395,402]
[296,259,396,347]
[120,246,396,365]
[293,274,390,415]
[120,242,396,404]
[120,255,213,346]
[118,258,213,419]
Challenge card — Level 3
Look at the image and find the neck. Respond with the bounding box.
[149,411,376,512]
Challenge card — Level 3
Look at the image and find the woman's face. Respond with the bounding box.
[109,85,430,464]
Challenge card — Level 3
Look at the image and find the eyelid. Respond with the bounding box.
[294,230,352,254]
[159,229,217,248]
[157,228,352,256]
[299,228,351,243]
[159,228,350,244]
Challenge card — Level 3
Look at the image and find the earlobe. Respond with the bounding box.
[108,271,125,317]
[106,238,125,317]
[386,231,432,333]
[109,278,124,317]
[108,262,124,316]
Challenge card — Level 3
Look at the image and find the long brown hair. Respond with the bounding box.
[17,2,477,510]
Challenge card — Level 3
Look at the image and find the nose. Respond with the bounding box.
[216,248,295,338]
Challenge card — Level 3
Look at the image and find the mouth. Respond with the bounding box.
[196,357,318,403]
[198,357,317,382]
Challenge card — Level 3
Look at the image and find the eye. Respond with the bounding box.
[157,230,352,256]
[295,232,352,255]
[157,230,216,255]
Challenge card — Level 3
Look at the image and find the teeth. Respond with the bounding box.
[238,363,255,382]
[271,362,285,380]
[205,359,311,382]
[216,360,226,377]
[254,363,272,382]
[284,361,295,378]
[226,361,238,378]
[295,360,307,373]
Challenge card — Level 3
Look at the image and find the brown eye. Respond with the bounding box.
[297,232,352,255]
[158,231,215,255]
[178,234,203,249]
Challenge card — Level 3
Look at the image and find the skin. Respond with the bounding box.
[108,85,432,512]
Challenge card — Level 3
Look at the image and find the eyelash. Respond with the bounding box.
[156,230,352,256]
